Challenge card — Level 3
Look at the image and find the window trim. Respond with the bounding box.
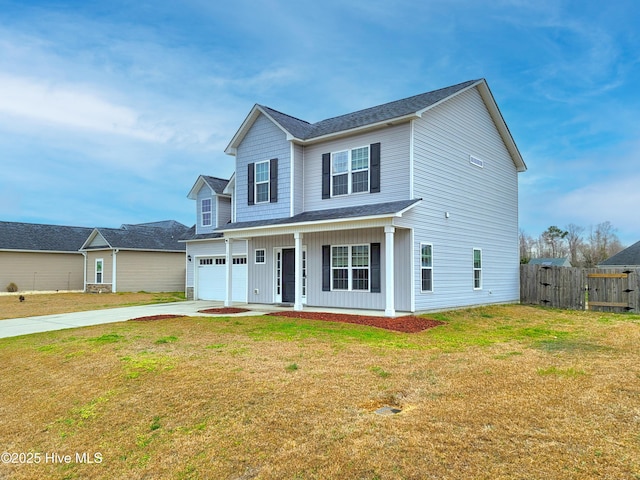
[420,243,433,293]
[201,198,212,227]
[473,248,482,290]
[330,244,370,292]
[95,258,104,284]
[254,160,270,204]
[255,249,266,265]
[330,145,370,197]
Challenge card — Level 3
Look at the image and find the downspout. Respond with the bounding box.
[113,249,119,293]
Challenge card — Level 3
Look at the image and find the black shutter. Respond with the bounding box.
[370,242,381,293]
[322,245,331,291]
[247,163,255,205]
[370,143,380,193]
[322,153,331,199]
[270,158,278,203]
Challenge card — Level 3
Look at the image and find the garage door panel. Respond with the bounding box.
[196,257,247,302]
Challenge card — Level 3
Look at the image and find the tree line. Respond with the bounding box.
[520,221,625,267]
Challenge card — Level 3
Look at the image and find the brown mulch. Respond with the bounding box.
[129,314,184,322]
[266,311,444,333]
[198,307,251,314]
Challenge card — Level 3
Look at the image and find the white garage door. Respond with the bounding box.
[196,256,247,302]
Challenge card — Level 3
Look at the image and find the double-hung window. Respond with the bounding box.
[473,248,482,289]
[95,259,104,284]
[331,245,369,291]
[331,146,369,196]
[255,161,270,203]
[421,243,433,292]
[201,198,212,227]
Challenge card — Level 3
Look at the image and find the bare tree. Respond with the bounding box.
[519,229,535,263]
[565,223,584,266]
[580,221,624,267]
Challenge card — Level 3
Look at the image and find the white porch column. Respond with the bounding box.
[224,237,233,307]
[294,232,303,311]
[384,226,395,317]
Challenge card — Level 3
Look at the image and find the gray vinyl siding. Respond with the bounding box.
[303,123,411,211]
[217,196,232,227]
[245,228,411,311]
[185,239,247,288]
[0,251,84,291]
[248,234,297,304]
[115,251,185,292]
[293,143,304,215]
[196,185,215,235]
[399,86,520,311]
[235,113,291,222]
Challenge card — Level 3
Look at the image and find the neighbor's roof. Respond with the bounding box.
[225,78,526,172]
[218,199,421,232]
[528,257,572,267]
[0,221,93,253]
[599,240,640,266]
[81,221,189,252]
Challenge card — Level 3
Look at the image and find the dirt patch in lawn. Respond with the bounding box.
[267,311,444,333]
[128,314,184,322]
[198,307,251,314]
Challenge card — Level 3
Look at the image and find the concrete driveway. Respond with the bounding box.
[0,301,261,339]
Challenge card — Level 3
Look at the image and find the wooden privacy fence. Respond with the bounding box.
[520,264,640,313]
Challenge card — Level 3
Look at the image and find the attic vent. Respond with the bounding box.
[470,155,484,168]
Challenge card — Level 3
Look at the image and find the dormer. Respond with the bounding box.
[187,175,231,234]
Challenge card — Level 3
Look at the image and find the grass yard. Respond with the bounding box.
[0,292,186,320]
[0,305,639,479]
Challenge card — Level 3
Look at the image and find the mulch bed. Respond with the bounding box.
[129,314,184,322]
[266,311,444,333]
[198,307,251,314]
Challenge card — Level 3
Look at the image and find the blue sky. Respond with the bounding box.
[0,0,638,245]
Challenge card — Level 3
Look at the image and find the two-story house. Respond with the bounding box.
[182,79,527,315]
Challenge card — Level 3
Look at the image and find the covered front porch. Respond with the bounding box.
[217,199,420,317]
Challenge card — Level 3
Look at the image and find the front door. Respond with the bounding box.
[282,248,296,303]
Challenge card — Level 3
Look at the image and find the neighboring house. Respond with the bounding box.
[80,221,189,293]
[528,257,572,267]
[0,221,93,292]
[182,78,527,315]
[599,240,640,269]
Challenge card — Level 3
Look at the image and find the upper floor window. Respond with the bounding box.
[255,161,270,203]
[248,159,278,205]
[331,146,369,196]
[201,198,212,226]
[322,143,380,199]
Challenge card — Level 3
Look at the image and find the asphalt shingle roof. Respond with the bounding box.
[599,240,640,266]
[202,176,229,194]
[220,199,421,231]
[261,79,479,140]
[0,221,93,252]
[178,225,223,242]
[89,222,189,251]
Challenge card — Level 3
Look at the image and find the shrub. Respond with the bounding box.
[6,282,18,292]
